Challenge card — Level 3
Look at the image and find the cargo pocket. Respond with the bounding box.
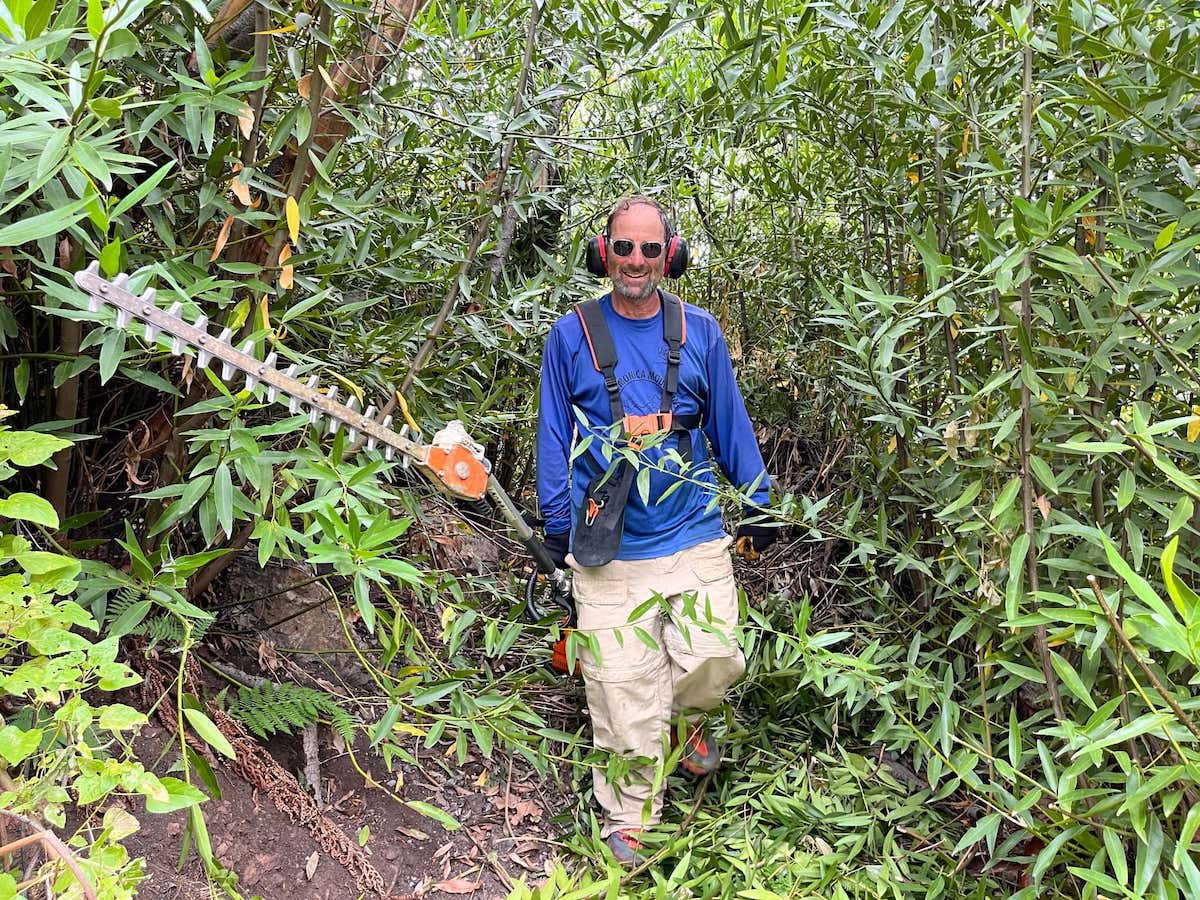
[671,538,738,658]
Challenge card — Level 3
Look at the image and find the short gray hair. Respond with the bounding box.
[606,195,673,240]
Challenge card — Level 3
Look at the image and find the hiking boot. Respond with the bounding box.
[605,829,646,866]
[676,723,720,776]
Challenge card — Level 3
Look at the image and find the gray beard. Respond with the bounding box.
[612,272,661,301]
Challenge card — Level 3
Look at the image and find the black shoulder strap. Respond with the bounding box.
[575,293,690,441]
[574,299,624,424]
[659,292,684,413]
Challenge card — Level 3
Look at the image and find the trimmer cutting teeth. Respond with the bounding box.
[73,263,578,663]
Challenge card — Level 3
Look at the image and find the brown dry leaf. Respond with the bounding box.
[297,73,312,99]
[210,215,235,261]
[508,852,537,871]
[1036,494,1051,520]
[256,638,280,673]
[304,851,318,879]
[512,799,542,822]
[434,879,480,895]
[278,244,293,289]
[396,826,429,841]
[57,236,72,269]
[432,841,455,861]
[230,175,251,206]
[238,104,254,139]
[0,250,16,277]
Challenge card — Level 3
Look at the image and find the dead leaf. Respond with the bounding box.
[297,73,312,99]
[304,850,318,879]
[1036,494,1050,520]
[238,104,254,139]
[434,879,480,895]
[278,244,293,289]
[231,175,251,206]
[210,215,235,261]
[396,826,429,841]
[57,237,72,270]
[432,841,455,861]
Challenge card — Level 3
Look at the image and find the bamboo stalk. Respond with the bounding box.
[396,0,541,400]
[1017,11,1066,722]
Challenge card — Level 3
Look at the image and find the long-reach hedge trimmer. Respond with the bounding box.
[73,264,577,665]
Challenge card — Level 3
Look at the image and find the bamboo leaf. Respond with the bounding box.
[183,708,236,759]
[286,195,299,244]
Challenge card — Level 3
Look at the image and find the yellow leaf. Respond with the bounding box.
[237,104,254,140]
[1188,407,1200,443]
[286,196,299,244]
[475,769,487,787]
[887,434,898,454]
[317,64,335,91]
[329,371,364,405]
[252,23,295,34]
[259,294,270,331]
[210,215,234,262]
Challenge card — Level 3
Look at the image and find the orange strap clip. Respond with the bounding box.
[622,412,672,450]
[585,497,604,526]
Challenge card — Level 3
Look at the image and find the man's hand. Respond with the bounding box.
[543,531,570,570]
[735,523,777,561]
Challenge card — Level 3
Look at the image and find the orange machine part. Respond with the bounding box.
[424,444,489,500]
[551,630,582,675]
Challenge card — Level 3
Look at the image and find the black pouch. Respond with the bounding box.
[571,458,636,567]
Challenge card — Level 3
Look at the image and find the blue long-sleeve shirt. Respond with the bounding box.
[536,292,770,561]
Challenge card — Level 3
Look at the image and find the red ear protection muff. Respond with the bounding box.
[663,235,689,279]
[584,233,690,279]
[585,234,608,277]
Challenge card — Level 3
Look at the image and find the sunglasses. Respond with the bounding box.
[610,239,665,259]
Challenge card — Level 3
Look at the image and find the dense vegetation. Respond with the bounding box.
[2,0,1199,896]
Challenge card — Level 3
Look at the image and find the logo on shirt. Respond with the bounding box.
[618,369,669,416]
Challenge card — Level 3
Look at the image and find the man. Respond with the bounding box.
[536,196,775,865]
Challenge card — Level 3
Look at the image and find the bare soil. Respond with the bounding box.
[76,557,584,900]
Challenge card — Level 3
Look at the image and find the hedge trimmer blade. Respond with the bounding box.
[73,263,491,501]
[74,263,574,623]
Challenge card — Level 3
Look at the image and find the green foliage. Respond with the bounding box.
[0,413,152,895]
[228,680,356,743]
[2,0,1199,894]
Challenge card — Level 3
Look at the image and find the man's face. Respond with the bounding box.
[606,203,667,303]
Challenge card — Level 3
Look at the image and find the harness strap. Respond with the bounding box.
[660,293,683,410]
[573,291,693,458]
[575,298,624,425]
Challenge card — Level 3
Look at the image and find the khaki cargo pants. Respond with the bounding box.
[567,536,745,837]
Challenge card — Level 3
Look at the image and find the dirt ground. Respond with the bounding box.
[73,558,586,900]
[108,723,570,899]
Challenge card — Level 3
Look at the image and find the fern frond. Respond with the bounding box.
[229,682,357,742]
